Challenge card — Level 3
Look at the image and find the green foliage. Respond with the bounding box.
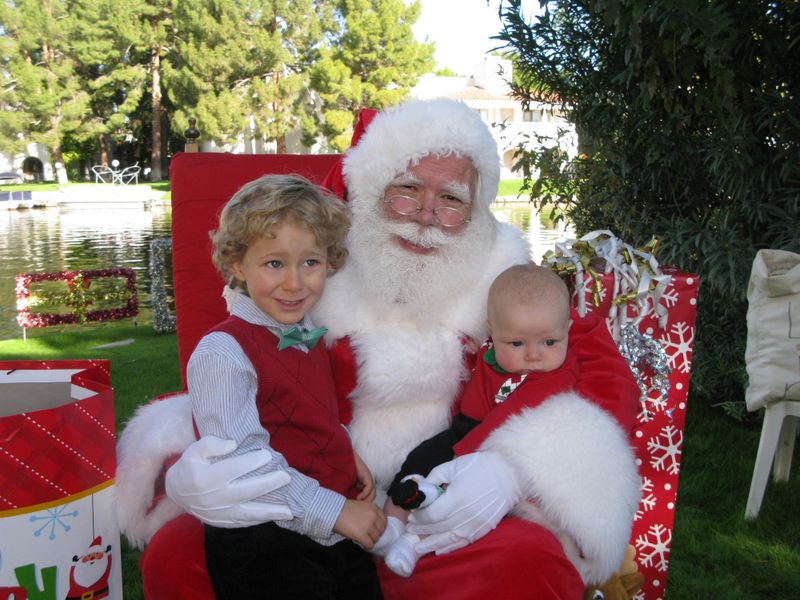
[309,0,435,150]
[75,0,148,155]
[1,0,436,164]
[0,0,93,182]
[498,0,800,411]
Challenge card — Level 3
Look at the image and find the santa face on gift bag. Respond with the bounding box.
[65,536,112,600]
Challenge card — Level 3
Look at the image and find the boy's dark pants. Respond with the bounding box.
[205,522,383,600]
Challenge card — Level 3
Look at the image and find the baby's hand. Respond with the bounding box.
[334,499,386,550]
[353,451,376,502]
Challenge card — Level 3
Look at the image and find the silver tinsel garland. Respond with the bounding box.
[618,323,672,419]
[149,238,176,333]
[542,230,675,419]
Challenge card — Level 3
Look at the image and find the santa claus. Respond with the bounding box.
[65,536,112,600]
[116,98,641,599]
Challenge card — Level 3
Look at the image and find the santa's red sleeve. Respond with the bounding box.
[568,310,640,431]
[454,352,579,455]
[477,313,641,584]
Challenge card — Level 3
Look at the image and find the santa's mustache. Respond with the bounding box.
[380,219,454,250]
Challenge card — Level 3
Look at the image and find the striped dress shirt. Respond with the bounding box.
[188,292,346,545]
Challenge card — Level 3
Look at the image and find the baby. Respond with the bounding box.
[374,264,577,577]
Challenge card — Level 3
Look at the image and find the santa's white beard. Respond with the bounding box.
[73,555,108,587]
[347,207,495,321]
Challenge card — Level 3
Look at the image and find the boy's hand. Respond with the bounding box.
[353,451,376,502]
[333,499,386,549]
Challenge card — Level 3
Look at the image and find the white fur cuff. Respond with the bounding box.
[482,392,640,584]
[114,394,196,548]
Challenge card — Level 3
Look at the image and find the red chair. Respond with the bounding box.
[153,151,698,600]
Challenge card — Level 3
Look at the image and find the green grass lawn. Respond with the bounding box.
[0,181,61,192]
[498,178,525,197]
[0,180,171,200]
[2,318,798,599]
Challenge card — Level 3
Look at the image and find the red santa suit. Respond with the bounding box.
[452,341,580,456]
[115,98,641,599]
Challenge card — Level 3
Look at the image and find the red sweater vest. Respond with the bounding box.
[212,317,359,498]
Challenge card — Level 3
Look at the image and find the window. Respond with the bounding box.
[523,110,542,122]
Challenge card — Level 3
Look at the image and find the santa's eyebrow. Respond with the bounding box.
[441,182,472,203]
[389,173,423,187]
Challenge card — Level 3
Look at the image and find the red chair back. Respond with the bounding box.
[170,152,341,384]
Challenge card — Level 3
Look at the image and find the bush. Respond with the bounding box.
[498,0,800,413]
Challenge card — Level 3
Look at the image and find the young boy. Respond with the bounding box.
[188,174,386,599]
[374,264,578,577]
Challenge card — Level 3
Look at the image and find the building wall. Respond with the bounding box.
[412,55,577,179]
[0,143,54,181]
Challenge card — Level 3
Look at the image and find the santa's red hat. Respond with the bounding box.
[88,536,104,552]
[321,109,377,201]
[322,99,501,212]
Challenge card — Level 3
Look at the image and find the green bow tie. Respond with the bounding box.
[277,324,328,350]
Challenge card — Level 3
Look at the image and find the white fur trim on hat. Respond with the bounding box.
[342,98,501,210]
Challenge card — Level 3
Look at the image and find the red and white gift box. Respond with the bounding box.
[0,360,122,600]
[574,267,699,600]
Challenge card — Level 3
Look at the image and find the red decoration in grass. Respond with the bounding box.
[15,268,139,328]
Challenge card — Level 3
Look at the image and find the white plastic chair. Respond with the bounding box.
[114,164,141,185]
[743,249,800,519]
[745,401,800,518]
[92,165,115,183]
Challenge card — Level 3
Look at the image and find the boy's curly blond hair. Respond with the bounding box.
[211,174,350,289]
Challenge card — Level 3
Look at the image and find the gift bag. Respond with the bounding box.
[744,249,800,412]
[545,231,699,600]
[0,360,122,600]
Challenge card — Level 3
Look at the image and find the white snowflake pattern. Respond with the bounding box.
[637,386,671,423]
[647,425,683,475]
[660,287,679,309]
[642,389,669,417]
[637,404,655,424]
[635,477,656,520]
[635,523,672,572]
[659,321,694,374]
[29,504,79,540]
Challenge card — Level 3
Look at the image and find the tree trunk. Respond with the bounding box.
[277,135,287,154]
[150,45,163,182]
[99,134,109,166]
[51,145,69,184]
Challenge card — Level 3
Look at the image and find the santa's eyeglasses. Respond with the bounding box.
[384,194,471,228]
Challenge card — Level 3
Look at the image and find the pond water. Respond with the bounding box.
[0,203,573,340]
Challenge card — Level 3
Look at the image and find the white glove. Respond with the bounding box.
[406,451,521,555]
[165,435,293,527]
